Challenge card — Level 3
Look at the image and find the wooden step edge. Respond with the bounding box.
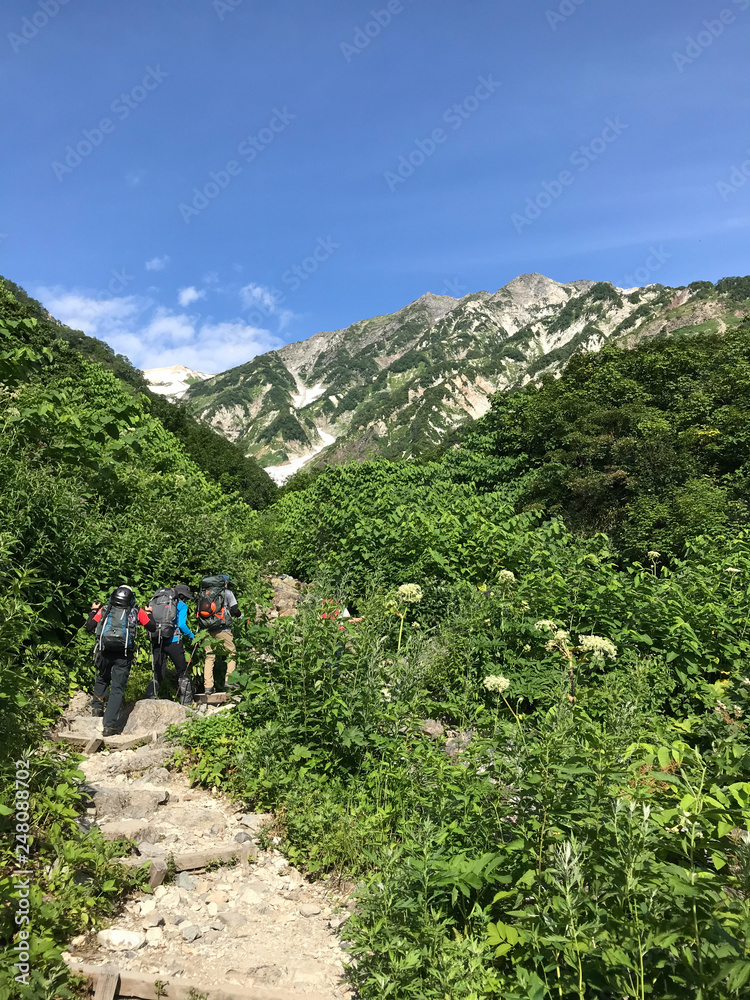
[118,843,258,887]
[194,692,232,704]
[67,962,335,1000]
[172,842,258,871]
[55,732,154,753]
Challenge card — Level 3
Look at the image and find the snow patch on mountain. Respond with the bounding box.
[143,365,213,399]
[290,381,326,410]
[264,430,336,485]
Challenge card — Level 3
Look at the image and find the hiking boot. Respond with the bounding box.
[204,687,215,696]
[102,726,119,737]
[92,709,104,718]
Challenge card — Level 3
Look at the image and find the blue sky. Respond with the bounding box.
[2,0,749,373]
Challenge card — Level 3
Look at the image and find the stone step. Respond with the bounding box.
[100,819,162,844]
[68,962,334,1000]
[91,786,170,820]
[118,841,258,887]
[56,731,155,753]
[103,746,174,776]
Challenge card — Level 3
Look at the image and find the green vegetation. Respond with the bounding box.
[3,282,750,998]
[184,274,750,469]
[0,300,267,997]
[0,278,277,510]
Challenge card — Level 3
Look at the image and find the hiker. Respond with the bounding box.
[86,586,156,736]
[144,584,195,705]
[196,574,242,694]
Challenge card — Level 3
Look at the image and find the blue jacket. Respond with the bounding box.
[172,600,195,644]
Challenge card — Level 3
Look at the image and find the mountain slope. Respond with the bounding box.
[144,364,213,399]
[185,273,748,475]
[0,277,277,508]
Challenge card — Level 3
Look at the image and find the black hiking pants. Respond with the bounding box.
[145,641,193,704]
[92,652,131,729]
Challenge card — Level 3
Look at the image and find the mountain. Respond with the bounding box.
[181,273,749,478]
[0,276,277,509]
[144,364,213,400]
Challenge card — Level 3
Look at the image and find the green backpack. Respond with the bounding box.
[196,576,228,630]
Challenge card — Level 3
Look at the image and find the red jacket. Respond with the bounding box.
[85,606,156,634]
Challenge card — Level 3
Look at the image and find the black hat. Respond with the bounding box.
[174,585,192,601]
[111,585,135,608]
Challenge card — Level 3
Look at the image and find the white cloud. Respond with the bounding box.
[241,282,277,312]
[177,286,206,307]
[240,282,296,330]
[34,286,281,374]
[36,287,142,335]
[145,307,196,343]
[145,255,170,271]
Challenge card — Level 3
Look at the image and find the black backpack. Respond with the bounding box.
[150,588,177,644]
[196,576,228,630]
[96,602,138,654]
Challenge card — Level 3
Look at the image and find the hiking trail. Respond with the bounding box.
[57,692,353,1000]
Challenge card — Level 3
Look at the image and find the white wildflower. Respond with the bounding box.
[522,644,531,653]
[498,570,516,586]
[647,550,661,561]
[726,567,741,575]
[578,634,617,662]
[535,619,557,633]
[546,631,570,653]
[483,675,510,695]
[520,600,530,612]
[397,583,423,603]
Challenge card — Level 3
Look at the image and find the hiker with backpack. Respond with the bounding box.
[196,574,242,695]
[144,584,195,705]
[86,585,157,736]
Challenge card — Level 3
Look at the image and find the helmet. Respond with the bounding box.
[174,585,192,601]
[111,585,135,608]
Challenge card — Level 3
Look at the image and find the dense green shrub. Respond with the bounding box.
[0,748,146,1000]
[5,273,750,998]
[173,570,750,999]
[0,279,277,510]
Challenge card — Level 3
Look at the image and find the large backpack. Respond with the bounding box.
[196,576,228,630]
[151,588,178,644]
[96,602,138,654]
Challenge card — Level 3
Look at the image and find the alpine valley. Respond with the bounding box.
[181,272,750,482]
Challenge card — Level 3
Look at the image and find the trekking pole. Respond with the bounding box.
[186,635,202,684]
[150,640,159,699]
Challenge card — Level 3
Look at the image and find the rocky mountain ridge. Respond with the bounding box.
[183,273,750,480]
[143,364,213,400]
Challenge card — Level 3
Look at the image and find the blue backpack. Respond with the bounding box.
[96,602,138,654]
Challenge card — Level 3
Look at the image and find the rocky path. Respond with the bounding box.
[60,698,352,1000]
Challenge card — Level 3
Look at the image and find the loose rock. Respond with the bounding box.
[123,700,189,736]
[97,929,146,951]
[145,927,163,945]
[240,812,272,832]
